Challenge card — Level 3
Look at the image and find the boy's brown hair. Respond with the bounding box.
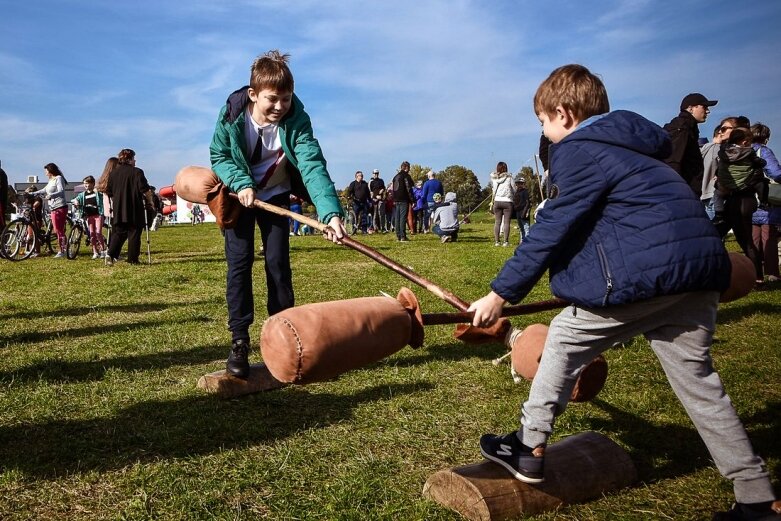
[83,175,95,184]
[727,128,752,146]
[118,148,135,165]
[533,64,610,122]
[750,123,770,144]
[250,50,294,93]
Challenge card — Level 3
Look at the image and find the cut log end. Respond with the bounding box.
[423,431,637,521]
[197,363,287,398]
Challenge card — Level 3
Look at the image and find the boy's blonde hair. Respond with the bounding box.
[533,64,609,122]
[250,50,294,93]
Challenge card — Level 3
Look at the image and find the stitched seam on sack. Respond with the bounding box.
[275,317,304,382]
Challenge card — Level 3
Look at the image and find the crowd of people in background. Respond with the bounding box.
[2,95,781,282]
[342,162,465,242]
[0,148,159,263]
[659,93,781,286]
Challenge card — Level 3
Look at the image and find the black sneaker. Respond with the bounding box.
[479,431,545,483]
[226,339,250,379]
[712,502,781,520]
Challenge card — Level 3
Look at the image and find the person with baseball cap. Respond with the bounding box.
[368,168,388,232]
[662,92,718,196]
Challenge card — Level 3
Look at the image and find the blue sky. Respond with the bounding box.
[2,0,781,191]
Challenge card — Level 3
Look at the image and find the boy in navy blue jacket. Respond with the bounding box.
[469,65,779,520]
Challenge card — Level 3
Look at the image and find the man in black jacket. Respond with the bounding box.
[346,170,371,234]
[369,169,387,232]
[391,161,414,242]
[662,92,718,196]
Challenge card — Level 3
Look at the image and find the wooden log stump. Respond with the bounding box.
[422,431,636,520]
[197,363,286,398]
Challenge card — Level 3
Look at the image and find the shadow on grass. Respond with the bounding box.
[587,399,781,483]
[0,344,228,384]
[717,301,781,325]
[1,302,171,321]
[380,341,502,368]
[162,255,230,264]
[0,297,225,321]
[0,381,433,479]
[0,316,214,345]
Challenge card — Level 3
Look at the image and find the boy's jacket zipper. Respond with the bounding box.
[596,243,613,306]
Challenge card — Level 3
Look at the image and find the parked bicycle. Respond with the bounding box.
[1,193,72,261]
[65,207,93,259]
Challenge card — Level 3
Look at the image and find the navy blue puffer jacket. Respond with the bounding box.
[491,110,730,307]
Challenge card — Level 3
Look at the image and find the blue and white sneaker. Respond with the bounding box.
[479,431,545,483]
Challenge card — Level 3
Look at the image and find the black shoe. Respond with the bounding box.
[226,339,250,379]
[713,502,781,520]
[479,431,545,483]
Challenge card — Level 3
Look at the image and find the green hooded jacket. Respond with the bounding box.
[209,87,344,224]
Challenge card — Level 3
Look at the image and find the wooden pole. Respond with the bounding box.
[245,197,471,311]
[532,154,545,201]
[422,431,636,520]
[422,298,568,326]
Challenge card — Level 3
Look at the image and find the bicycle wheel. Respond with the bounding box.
[347,209,358,234]
[1,219,37,261]
[41,222,56,255]
[66,223,83,259]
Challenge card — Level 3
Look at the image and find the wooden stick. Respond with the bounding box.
[421,298,568,325]
[243,196,471,311]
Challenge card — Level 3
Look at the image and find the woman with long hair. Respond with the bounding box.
[490,161,515,246]
[29,163,68,257]
[96,156,118,219]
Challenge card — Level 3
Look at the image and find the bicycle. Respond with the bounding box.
[65,207,93,259]
[1,193,65,261]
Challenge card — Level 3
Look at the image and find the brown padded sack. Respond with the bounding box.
[510,323,548,380]
[395,287,424,348]
[453,318,512,344]
[174,166,220,204]
[570,355,608,403]
[206,182,242,229]
[720,252,755,303]
[510,323,608,402]
[260,296,414,384]
[175,165,241,229]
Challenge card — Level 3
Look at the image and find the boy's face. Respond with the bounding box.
[538,106,577,144]
[84,181,94,191]
[248,88,292,125]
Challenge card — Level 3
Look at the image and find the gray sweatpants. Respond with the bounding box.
[519,291,775,503]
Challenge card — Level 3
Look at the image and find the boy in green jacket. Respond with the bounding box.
[210,50,346,378]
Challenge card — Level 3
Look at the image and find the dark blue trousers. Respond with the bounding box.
[224,192,293,341]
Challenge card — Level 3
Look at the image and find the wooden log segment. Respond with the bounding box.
[422,431,636,520]
[197,363,286,398]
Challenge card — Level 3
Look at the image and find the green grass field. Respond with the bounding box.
[1,216,779,520]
